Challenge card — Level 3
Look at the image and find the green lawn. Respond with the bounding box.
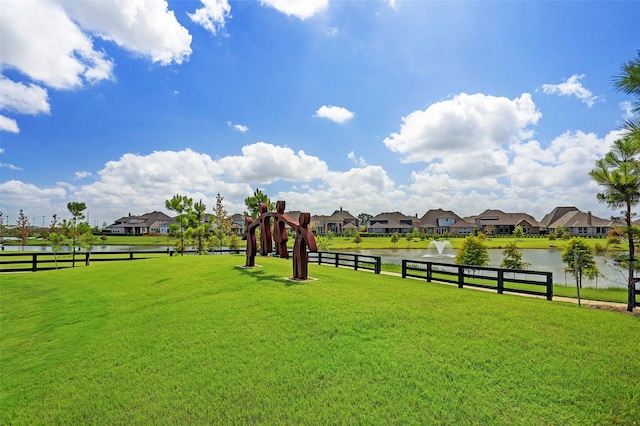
[2,256,638,424]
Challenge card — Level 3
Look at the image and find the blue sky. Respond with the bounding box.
[1,0,639,228]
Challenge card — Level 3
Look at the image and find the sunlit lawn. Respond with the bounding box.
[2,255,638,424]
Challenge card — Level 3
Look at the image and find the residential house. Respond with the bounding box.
[468,209,542,235]
[311,208,359,235]
[419,209,475,235]
[368,212,419,235]
[540,206,613,236]
[106,211,174,235]
[231,213,246,235]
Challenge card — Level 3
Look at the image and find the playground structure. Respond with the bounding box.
[242,201,317,280]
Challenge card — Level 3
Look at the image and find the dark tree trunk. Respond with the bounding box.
[627,203,635,312]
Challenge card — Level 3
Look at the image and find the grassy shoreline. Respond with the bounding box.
[3,234,615,250]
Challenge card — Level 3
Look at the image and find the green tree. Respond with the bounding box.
[500,242,530,270]
[548,232,557,247]
[405,232,412,247]
[66,201,87,267]
[211,193,233,250]
[588,50,640,311]
[165,194,193,255]
[228,233,240,250]
[48,232,64,269]
[589,133,640,312]
[16,209,31,248]
[353,231,362,247]
[0,211,5,245]
[513,225,524,241]
[78,222,97,264]
[390,232,400,247]
[561,238,599,307]
[191,199,209,254]
[455,236,489,266]
[244,188,274,219]
[358,213,372,228]
[614,49,640,115]
[326,231,334,246]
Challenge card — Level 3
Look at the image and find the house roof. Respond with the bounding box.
[330,208,357,221]
[107,211,173,228]
[419,208,468,228]
[369,212,418,229]
[547,210,610,228]
[469,209,542,227]
[540,206,579,226]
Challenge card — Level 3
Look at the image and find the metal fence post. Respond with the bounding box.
[402,259,407,278]
[497,270,504,295]
[457,265,464,288]
[32,254,37,272]
[546,272,553,301]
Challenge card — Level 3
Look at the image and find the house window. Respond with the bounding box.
[437,218,455,227]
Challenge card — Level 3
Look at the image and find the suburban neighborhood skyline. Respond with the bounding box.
[1,1,639,226]
[97,203,615,237]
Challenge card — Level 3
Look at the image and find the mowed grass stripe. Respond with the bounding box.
[1,255,638,424]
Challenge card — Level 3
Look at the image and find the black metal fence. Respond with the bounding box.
[0,250,174,272]
[402,259,553,301]
[0,249,381,274]
[310,252,381,274]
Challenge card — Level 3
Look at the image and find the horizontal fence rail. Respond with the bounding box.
[0,249,251,272]
[0,250,174,272]
[309,251,382,274]
[402,259,553,301]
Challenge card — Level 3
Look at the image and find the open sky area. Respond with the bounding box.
[1,0,639,227]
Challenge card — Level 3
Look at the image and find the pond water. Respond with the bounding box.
[340,248,629,289]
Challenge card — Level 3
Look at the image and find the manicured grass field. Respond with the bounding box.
[2,255,638,424]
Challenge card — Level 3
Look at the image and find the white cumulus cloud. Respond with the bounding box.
[217,142,329,184]
[0,115,19,133]
[542,74,600,107]
[64,0,193,65]
[314,105,355,123]
[260,0,329,19]
[383,93,541,163]
[0,76,50,115]
[0,0,115,89]
[188,0,232,35]
[228,121,249,132]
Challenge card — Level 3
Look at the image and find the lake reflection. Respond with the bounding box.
[340,248,628,289]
